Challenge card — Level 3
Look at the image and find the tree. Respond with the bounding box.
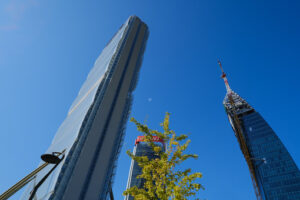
[123,112,203,200]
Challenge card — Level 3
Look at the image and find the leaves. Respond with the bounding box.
[124,113,203,200]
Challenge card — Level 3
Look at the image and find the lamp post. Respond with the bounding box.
[29,151,65,200]
[109,184,114,200]
[0,150,65,200]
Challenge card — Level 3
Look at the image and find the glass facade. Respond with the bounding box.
[224,92,300,200]
[125,138,165,200]
[21,16,149,200]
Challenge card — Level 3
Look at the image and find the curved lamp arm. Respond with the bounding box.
[29,152,65,200]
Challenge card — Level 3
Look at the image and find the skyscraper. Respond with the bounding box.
[219,61,300,200]
[21,16,149,200]
[125,136,165,200]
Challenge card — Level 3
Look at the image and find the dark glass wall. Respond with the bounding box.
[242,112,300,200]
[125,141,164,200]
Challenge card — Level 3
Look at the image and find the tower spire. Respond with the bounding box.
[218,59,232,94]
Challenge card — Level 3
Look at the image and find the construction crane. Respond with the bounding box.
[218,60,263,200]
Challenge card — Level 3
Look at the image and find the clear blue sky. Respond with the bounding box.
[0,0,300,199]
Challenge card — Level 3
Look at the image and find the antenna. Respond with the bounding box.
[218,59,225,77]
[217,59,232,94]
[219,60,264,200]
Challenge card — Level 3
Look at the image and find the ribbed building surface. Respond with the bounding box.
[224,91,300,200]
[22,16,149,200]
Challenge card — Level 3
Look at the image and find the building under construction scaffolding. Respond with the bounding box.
[219,61,300,200]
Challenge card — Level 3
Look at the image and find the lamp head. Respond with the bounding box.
[41,153,61,164]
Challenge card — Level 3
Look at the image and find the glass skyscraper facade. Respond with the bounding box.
[21,16,149,200]
[223,84,300,198]
[125,136,165,200]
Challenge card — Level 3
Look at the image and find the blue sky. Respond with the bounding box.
[0,0,300,199]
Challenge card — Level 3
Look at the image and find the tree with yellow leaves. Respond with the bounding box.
[123,113,203,200]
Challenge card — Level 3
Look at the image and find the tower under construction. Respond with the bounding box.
[219,61,300,200]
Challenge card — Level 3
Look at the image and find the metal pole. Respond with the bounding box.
[28,154,64,200]
[109,186,114,200]
[0,163,49,200]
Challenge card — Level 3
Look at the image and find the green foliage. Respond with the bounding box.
[123,113,203,200]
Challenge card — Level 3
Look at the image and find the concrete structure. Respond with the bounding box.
[21,16,149,200]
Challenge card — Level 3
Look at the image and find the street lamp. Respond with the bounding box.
[0,150,65,200]
[29,151,65,200]
[41,152,63,164]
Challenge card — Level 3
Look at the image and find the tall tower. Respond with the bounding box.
[219,61,300,200]
[125,136,165,200]
[21,16,149,200]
